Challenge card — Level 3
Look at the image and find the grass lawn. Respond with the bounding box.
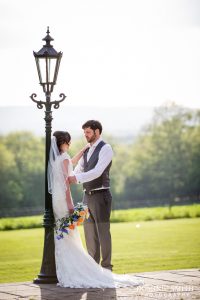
[0,204,199,230]
[0,218,199,283]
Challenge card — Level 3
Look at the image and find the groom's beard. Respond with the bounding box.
[86,133,96,143]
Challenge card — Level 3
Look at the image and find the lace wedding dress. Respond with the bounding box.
[51,152,143,288]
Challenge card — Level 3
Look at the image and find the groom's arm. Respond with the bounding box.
[69,144,113,184]
[73,156,84,174]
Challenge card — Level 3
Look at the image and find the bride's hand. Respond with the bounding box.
[68,203,74,215]
[81,143,90,153]
[71,144,90,165]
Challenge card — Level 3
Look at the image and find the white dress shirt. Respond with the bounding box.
[73,137,113,184]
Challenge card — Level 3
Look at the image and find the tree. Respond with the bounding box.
[124,103,200,206]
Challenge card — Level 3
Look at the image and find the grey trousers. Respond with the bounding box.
[83,189,113,271]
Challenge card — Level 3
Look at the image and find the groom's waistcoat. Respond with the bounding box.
[83,140,112,192]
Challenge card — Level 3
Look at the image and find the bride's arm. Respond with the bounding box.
[71,144,90,165]
[63,159,74,214]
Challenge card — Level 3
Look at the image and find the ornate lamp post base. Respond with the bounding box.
[33,210,58,284]
[34,275,58,284]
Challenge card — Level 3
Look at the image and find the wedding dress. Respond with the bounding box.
[49,144,143,288]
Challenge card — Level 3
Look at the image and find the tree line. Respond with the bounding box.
[0,103,199,217]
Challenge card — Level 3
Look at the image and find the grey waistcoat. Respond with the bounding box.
[83,140,112,192]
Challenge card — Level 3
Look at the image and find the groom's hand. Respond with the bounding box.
[68,176,77,184]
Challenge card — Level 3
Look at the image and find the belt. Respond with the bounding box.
[85,189,109,196]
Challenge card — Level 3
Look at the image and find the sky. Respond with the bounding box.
[0,0,200,108]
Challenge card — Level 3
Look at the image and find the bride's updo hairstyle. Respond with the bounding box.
[53,131,71,153]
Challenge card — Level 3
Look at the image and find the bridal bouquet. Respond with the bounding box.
[55,203,89,240]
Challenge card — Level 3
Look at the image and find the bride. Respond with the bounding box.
[48,130,143,288]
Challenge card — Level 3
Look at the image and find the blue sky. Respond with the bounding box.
[0,0,200,108]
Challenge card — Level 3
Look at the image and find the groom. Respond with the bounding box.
[68,120,113,271]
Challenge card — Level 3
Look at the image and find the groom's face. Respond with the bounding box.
[84,127,99,143]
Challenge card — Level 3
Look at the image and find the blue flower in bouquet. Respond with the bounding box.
[72,215,79,221]
[61,228,69,234]
[56,234,64,240]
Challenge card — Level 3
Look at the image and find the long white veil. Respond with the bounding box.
[48,136,68,195]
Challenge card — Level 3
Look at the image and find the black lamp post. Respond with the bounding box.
[30,27,66,284]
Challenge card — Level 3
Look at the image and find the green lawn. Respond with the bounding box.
[0,204,199,231]
[0,218,199,283]
[111,204,200,222]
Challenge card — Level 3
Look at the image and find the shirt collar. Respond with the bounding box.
[90,137,102,148]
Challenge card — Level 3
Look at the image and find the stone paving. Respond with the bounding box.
[0,269,199,300]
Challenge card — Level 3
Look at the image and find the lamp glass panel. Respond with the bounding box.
[38,58,46,83]
[47,57,57,83]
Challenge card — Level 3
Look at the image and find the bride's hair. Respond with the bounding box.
[53,131,71,153]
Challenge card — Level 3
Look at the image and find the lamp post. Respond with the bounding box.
[30,27,66,283]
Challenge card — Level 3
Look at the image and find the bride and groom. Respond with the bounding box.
[48,120,142,288]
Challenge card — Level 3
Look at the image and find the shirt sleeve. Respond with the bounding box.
[75,144,113,184]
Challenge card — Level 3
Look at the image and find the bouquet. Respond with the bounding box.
[55,202,89,240]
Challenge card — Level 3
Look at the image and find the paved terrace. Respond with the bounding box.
[0,269,199,300]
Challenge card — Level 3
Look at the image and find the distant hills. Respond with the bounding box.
[0,106,154,140]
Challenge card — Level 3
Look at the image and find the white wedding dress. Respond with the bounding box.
[52,152,143,288]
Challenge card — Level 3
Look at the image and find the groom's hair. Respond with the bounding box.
[82,120,102,134]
